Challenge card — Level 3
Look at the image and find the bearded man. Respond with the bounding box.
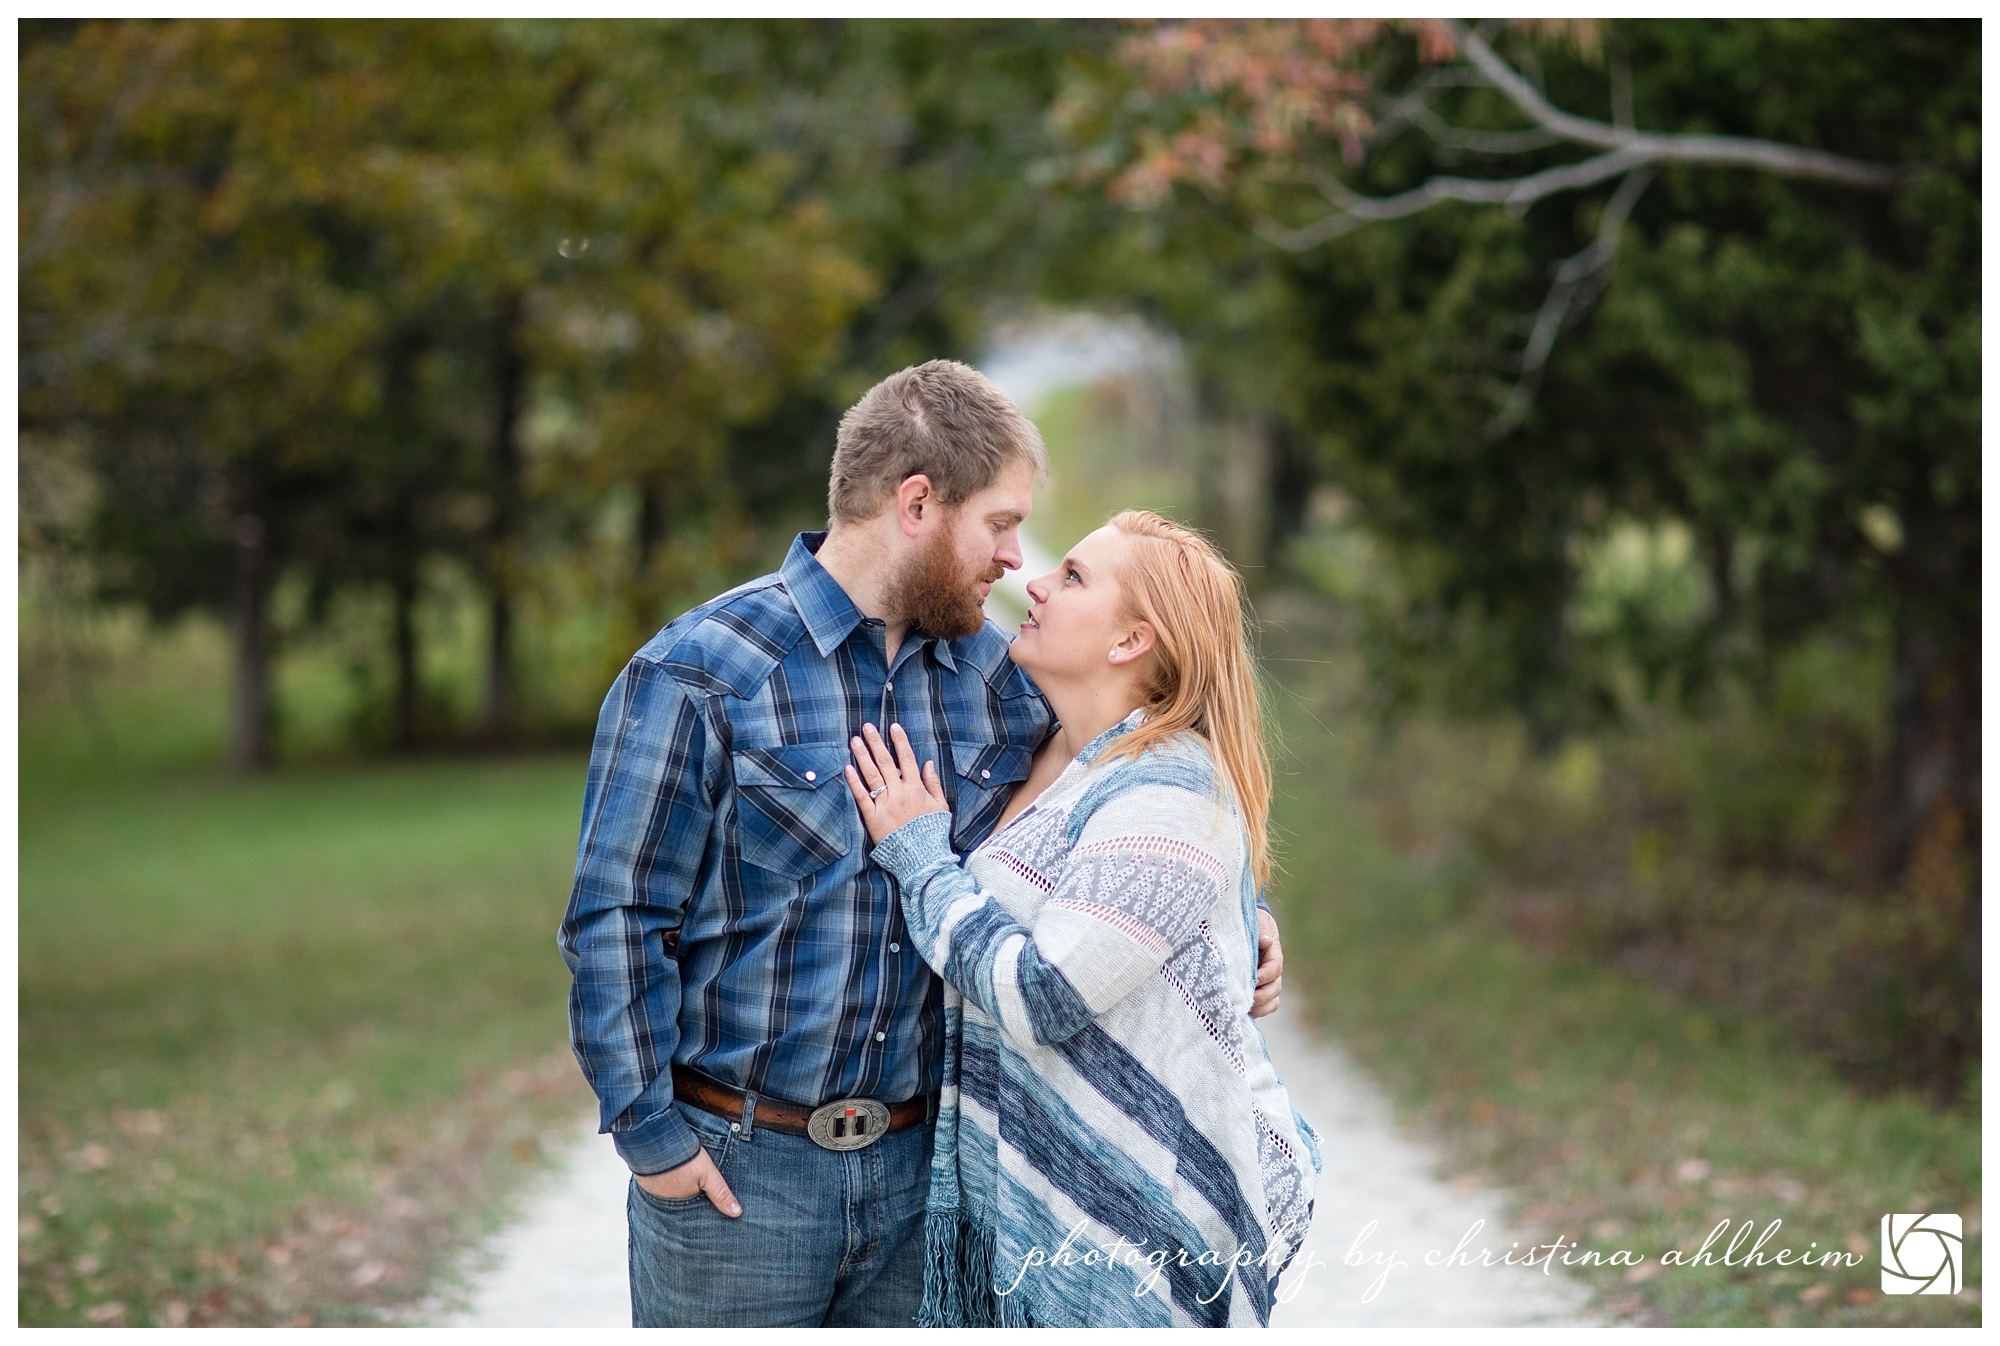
[559,360,1285,1327]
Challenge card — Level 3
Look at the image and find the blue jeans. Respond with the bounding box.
[627,1099,934,1327]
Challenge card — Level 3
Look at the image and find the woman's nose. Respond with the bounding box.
[1025,573,1051,604]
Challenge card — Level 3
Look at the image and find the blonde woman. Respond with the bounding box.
[845,510,1320,1327]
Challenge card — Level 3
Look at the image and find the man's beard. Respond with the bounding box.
[884,525,1001,640]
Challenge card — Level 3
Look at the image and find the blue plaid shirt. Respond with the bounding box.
[560,532,1054,1175]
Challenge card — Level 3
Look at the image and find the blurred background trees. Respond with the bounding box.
[1064,17,1979,1099]
[15,19,1981,1327]
[18,18,1977,1095]
[21,17,1070,761]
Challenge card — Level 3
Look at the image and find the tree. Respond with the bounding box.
[1073,18,1979,1094]
[662,20,1088,551]
[22,21,395,767]
[19,20,883,756]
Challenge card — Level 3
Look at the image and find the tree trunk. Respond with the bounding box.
[1267,419,1317,555]
[1213,420,1272,581]
[637,476,667,575]
[380,328,426,754]
[1881,626,1978,882]
[485,591,514,740]
[1873,616,1979,1096]
[227,498,273,773]
[632,475,669,635]
[390,561,419,752]
[482,295,525,744]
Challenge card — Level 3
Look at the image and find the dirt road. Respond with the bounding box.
[418,1002,1592,1327]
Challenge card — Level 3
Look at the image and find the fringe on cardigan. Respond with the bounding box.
[920,1209,1037,1327]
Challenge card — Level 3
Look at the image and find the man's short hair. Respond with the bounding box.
[827,360,1049,525]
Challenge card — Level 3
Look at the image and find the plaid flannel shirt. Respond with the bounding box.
[560,532,1054,1175]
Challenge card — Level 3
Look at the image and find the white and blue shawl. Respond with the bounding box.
[871,712,1321,1328]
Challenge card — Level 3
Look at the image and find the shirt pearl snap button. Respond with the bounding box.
[875,1031,886,1042]
[981,769,991,779]
[804,771,816,782]
[890,942,900,952]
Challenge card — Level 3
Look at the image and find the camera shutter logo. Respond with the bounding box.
[1880,1214,1962,1295]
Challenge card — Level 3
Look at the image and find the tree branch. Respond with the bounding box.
[1609,41,1635,131]
[1489,166,1655,437]
[1261,145,1655,250]
[1442,18,1906,188]
[1369,67,1483,149]
[1260,17,1910,253]
[1245,20,1918,433]
[1410,104,1564,155]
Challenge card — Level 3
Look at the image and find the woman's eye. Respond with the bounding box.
[1065,568,1080,583]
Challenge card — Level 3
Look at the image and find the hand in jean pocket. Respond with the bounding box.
[634,1143,741,1217]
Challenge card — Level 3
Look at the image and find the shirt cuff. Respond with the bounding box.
[612,1103,702,1176]
[871,810,956,880]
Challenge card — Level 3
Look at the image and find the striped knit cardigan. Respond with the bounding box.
[871,711,1321,1328]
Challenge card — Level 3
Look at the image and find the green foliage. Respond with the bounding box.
[1069,18,1980,1092]
[1267,635,1979,1328]
[19,18,1082,755]
[1074,18,1977,737]
[1303,22,1976,739]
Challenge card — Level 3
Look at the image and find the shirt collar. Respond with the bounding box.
[782,532,863,658]
[779,531,958,671]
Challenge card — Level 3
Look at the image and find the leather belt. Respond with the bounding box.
[672,1064,937,1152]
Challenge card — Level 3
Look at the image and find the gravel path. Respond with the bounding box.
[419,1003,1592,1328]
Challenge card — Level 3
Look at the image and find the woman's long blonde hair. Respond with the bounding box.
[1096,510,1272,888]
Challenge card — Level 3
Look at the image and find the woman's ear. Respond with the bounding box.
[1108,620,1156,667]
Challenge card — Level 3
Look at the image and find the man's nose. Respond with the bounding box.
[995,528,1025,572]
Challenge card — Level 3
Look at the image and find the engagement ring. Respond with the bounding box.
[868,786,886,800]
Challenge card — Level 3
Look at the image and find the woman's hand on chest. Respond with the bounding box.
[846,721,949,843]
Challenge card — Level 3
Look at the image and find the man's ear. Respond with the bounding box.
[1108,619,1156,667]
[894,474,935,539]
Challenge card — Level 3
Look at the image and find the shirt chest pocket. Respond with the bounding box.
[731,743,863,880]
[949,740,1034,851]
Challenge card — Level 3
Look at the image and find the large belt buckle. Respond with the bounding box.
[806,1096,892,1151]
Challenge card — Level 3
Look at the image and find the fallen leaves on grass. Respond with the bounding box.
[20,1049,592,1326]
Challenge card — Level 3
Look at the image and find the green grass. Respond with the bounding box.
[18,671,596,1325]
[1264,632,1981,1327]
